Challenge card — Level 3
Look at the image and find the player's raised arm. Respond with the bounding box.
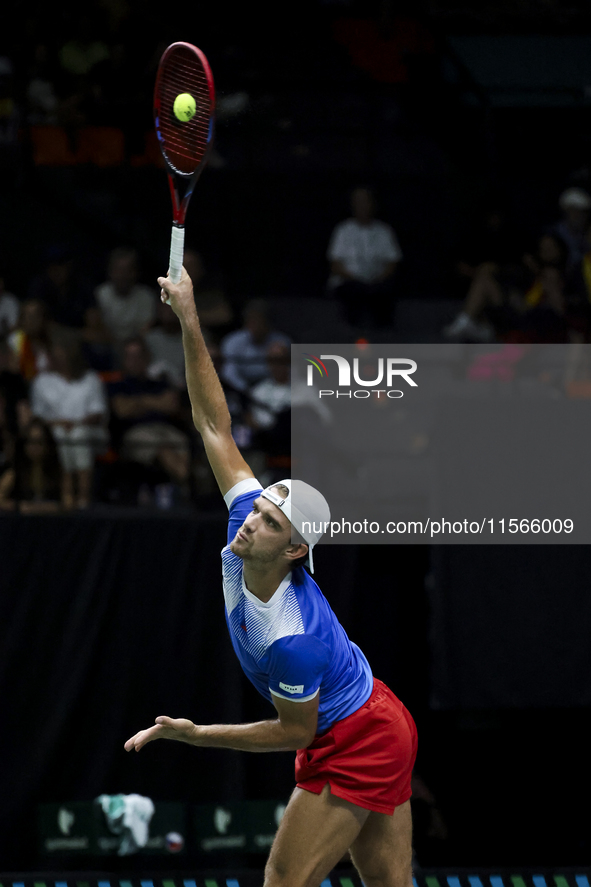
[158,267,254,496]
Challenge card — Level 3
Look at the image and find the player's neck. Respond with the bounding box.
[242,562,291,604]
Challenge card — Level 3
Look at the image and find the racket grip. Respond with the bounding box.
[168,225,185,285]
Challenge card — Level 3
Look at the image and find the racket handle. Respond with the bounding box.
[169,224,185,285]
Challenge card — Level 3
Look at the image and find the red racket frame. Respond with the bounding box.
[154,42,215,283]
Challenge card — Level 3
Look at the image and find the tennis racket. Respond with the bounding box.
[154,41,215,288]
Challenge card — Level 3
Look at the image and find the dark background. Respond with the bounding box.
[2,0,591,873]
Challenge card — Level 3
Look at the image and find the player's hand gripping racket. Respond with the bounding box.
[154,42,215,291]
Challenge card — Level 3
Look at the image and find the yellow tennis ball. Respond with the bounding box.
[173,93,196,122]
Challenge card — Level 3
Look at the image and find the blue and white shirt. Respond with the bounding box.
[222,478,374,735]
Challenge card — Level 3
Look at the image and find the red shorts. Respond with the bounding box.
[295,678,418,815]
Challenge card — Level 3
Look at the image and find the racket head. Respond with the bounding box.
[154,42,215,185]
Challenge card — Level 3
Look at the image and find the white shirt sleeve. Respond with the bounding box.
[326,222,348,262]
[223,477,263,509]
[30,375,50,421]
[380,224,403,262]
[84,373,108,418]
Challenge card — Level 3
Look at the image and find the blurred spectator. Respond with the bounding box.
[220,299,290,393]
[551,188,591,272]
[95,248,156,351]
[0,337,29,435]
[0,276,19,336]
[453,207,522,294]
[8,300,52,380]
[444,233,568,342]
[28,246,95,330]
[0,389,13,488]
[145,298,185,389]
[80,305,115,372]
[0,57,19,157]
[248,343,291,484]
[108,337,189,487]
[31,342,108,509]
[55,12,110,125]
[517,265,570,343]
[562,223,591,340]
[327,186,402,328]
[58,15,110,79]
[184,249,233,335]
[249,342,291,430]
[0,418,61,513]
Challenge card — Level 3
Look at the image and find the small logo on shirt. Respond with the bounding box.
[241,624,247,632]
[279,681,304,694]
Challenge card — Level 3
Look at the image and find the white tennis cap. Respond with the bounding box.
[260,479,331,574]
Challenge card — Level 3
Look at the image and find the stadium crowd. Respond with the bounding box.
[2,180,591,512]
[3,1,591,511]
[0,242,302,511]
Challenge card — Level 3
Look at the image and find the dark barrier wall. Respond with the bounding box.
[3,511,591,868]
[429,545,591,709]
[0,511,428,868]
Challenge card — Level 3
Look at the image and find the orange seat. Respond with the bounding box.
[76,126,125,166]
[30,126,78,166]
[130,130,165,168]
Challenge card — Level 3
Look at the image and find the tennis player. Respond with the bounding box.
[124,267,418,887]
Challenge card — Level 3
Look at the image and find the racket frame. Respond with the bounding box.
[153,41,215,284]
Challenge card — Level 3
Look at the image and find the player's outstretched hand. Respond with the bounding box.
[124,716,198,752]
[157,266,195,319]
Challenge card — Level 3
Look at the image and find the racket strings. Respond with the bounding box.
[156,49,213,174]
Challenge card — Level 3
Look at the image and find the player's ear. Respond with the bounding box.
[284,542,308,563]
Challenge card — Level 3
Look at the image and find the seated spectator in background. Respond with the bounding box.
[0,390,14,488]
[220,299,290,393]
[0,417,61,512]
[444,233,569,342]
[0,275,19,336]
[327,186,402,328]
[249,342,291,431]
[28,245,95,330]
[562,222,591,340]
[80,305,115,372]
[248,343,291,483]
[184,249,233,335]
[551,188,591,273]
[0,337,29,435]
[55,11,110,126]
[31,342,108,509]
[108,337,189,487]
[8,299,51,380]
[145,298,185,389]
[451,207,522,298]
[516,265,569,343]
[95,248,156,353]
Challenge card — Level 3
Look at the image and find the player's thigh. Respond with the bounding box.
[264,783,369,887]
[349,798,413,887]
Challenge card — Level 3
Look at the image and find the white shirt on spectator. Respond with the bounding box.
[31,370,108,422]
[145,327,185,389]
[250,378,291,429]
[0,292,19,335]
[95,282,156,345]
[327,219,402,288]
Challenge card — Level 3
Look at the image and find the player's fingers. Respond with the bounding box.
[124,730,145,751]
[155,715,173,726]
[124,725,163,752]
